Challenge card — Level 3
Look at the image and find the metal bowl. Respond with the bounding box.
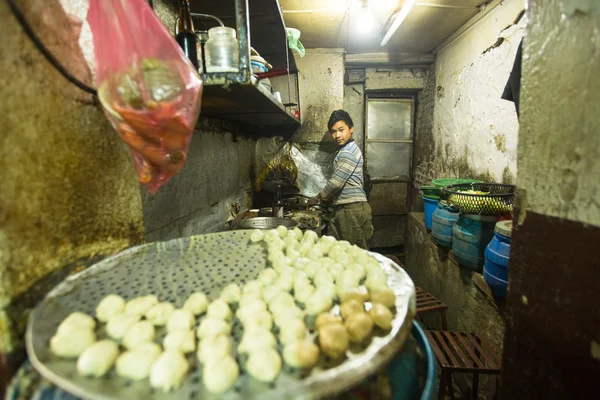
[238,217,299,230]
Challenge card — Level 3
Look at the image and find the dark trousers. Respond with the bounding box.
[329,202,374,249]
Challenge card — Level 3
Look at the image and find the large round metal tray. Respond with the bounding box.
[26,230,416,400]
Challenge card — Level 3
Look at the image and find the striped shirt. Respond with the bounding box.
[319,139,368,205]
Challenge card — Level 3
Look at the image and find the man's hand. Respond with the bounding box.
[307,194,321,206]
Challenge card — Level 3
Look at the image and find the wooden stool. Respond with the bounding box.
[416,286,448,330]
[425,331,501,400]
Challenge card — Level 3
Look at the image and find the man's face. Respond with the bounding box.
[330,120,354,146]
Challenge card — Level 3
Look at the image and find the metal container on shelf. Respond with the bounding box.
[205,26,239,72]
[452,214,497,271]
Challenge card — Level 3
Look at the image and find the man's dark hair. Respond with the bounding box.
[328,109,354,131]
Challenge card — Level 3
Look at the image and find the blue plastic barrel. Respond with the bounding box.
[484,220,512,298]
[431,203,459,248]
[452,214,496,271]
[422,196,438,230]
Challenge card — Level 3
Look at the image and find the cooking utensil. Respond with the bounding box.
[26,230,415,400]
[238,217,298,230]
[259,180,299,195]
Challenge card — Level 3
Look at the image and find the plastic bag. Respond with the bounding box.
[88,0,203,194]
[255,142,298,192]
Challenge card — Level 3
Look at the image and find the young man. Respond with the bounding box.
[315,110,374,249]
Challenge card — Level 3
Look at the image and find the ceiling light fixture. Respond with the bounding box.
[356,3,377,34]
[380,0,416,47]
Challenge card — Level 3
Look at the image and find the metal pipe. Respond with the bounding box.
[235,0,251,80]
[282,2,478,13]
[174,13,224,36]
[381,0,417,47]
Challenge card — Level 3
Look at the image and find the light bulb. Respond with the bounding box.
[356,6,376,33]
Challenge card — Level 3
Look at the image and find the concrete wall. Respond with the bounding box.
[0,0,144,360]
[413,0,525,188]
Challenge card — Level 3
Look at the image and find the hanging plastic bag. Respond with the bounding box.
[255,141,298,192]
[88,0,203,194]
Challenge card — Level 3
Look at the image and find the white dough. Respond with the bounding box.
[220,283,242,305]
[116,343,161,380]
[306,247,323,261]
[183,292,209,315]
[294,283,315,304]
[269,292,296,309]
[106,313,141,340]
[278,319,307,345]
[258,268,279,285]
[197,334,232,364]
[76,339,118,377]
[203,355,239,394]
[274,274,294,292]
[272,304,305,325]
[283,235,299,250]
[306,291,333,316]
[150,350,189,392]
[314,269,334,287]
[241,309,273,330]
[95,295,125,323]
[122,320,155,349]
[207,299,233,320]
[247,347,282,382]
[292,257,311,270]
[250,229,265,243]
[146,302,176,326]
[301,230,318,245]
[320,257,336,268]
[50,328,96,358]
[57,312,96,336]
[289,227,303,240]
[242,280,264,296]
[365,276,388,292]
[276,225,288,237]
[236,300,267,321]
[238,327,277,354]
[316,283,337,301]
[262,285,284,303]
[163,330,196,353]
[303,261,320,279]
[166,309,195,333]
[197,317,232,339]
[285,247,301,261]
[283,341,320,368]
[348,263,367,280]
[328,263,344,280]
[124,295,158,316]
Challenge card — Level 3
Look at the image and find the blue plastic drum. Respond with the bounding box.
[422,196,439,230]
[452,214,497,271]
[484,220,512,298]
[431,203,459,248]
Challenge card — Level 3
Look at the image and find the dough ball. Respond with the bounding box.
[348,263,367,280]
[237,327,277,354]
[50,328,96,358]
[369,302,394,330]
[315,313,343,331]
[247,347,282,382]
[306,247,323,261]
[319,257,336,268]
[278,319,307,345]
[319,323,349,359]
[276,225,288,238]
[314,269,334,287]
[370,287,396,308]
[283,341,320,368]
[293,257,311,270]
[327,264,344,280]
[306,291,333,316]
[294,283,315,304]
[116,343,161,380]
[338,286,369,304]
[150,350,189,392]
[340,299,365,320]
[258,268,279,285]
[220,283,242,305]
[241,310,273,330]
[146,302,176,326]
[268,249,286,264]
[57,312,96,336]
[315,283,337,302]
[289,227,303,240]
[319,235,337,246]
[197,317,232,339]
[122,320,155,350]
[183,292,209,315]
[250,229,265,243]
[286,247,301,262]
[95,295,125,323]
[301,230,318,245]
[124,295,158,316]
[206,299,232,321]
[283,235,299,250]
[106,313,141,340]
[197,334,232,364]
[333,251,351,265]
[339,270,362,286]
[303,261,320,279]
[345,312,374,344]
[274,274,294,292]
[202,355,239,394]
[262,284,284,303]
[163,330,196,353]
[76,339,119,377]
[242,280,264,296]
[236,299,267,321]
[167,309,195,333]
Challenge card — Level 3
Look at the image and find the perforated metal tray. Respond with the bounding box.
[26,230,416,400]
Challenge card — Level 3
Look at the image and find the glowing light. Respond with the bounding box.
[380,0,416,46]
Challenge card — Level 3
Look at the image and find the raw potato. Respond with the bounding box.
[203,355,239,394]
[340,299,365,320]
[370,287,396,308]
[123,320,155,349]
[345,312,374,343]
[220,283,242,305]
[306,291,333,315]
[369,302,394,330]
[125,295,158,316]
[238,327,277,354]
[315,313,343,330]
[283,341,320,368]
[146,302,176,326]
[250,229,265,243]
[197,334,232,364]
[247,347,282,382]
[278,319,306,345]
[207,299,233,320]
[197,318,232,339]
[338,286,369,304]
[116,343,161,380]
[106,314,141,340]
[319,323,349,359]
[57,312,96,336]
[95,295,125,322]
[183,292,209,315]
[76,340,119,377]
[167,309,195,332]
[50,329,96,358]
[150,350,189,392]
[163,330,196,353]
